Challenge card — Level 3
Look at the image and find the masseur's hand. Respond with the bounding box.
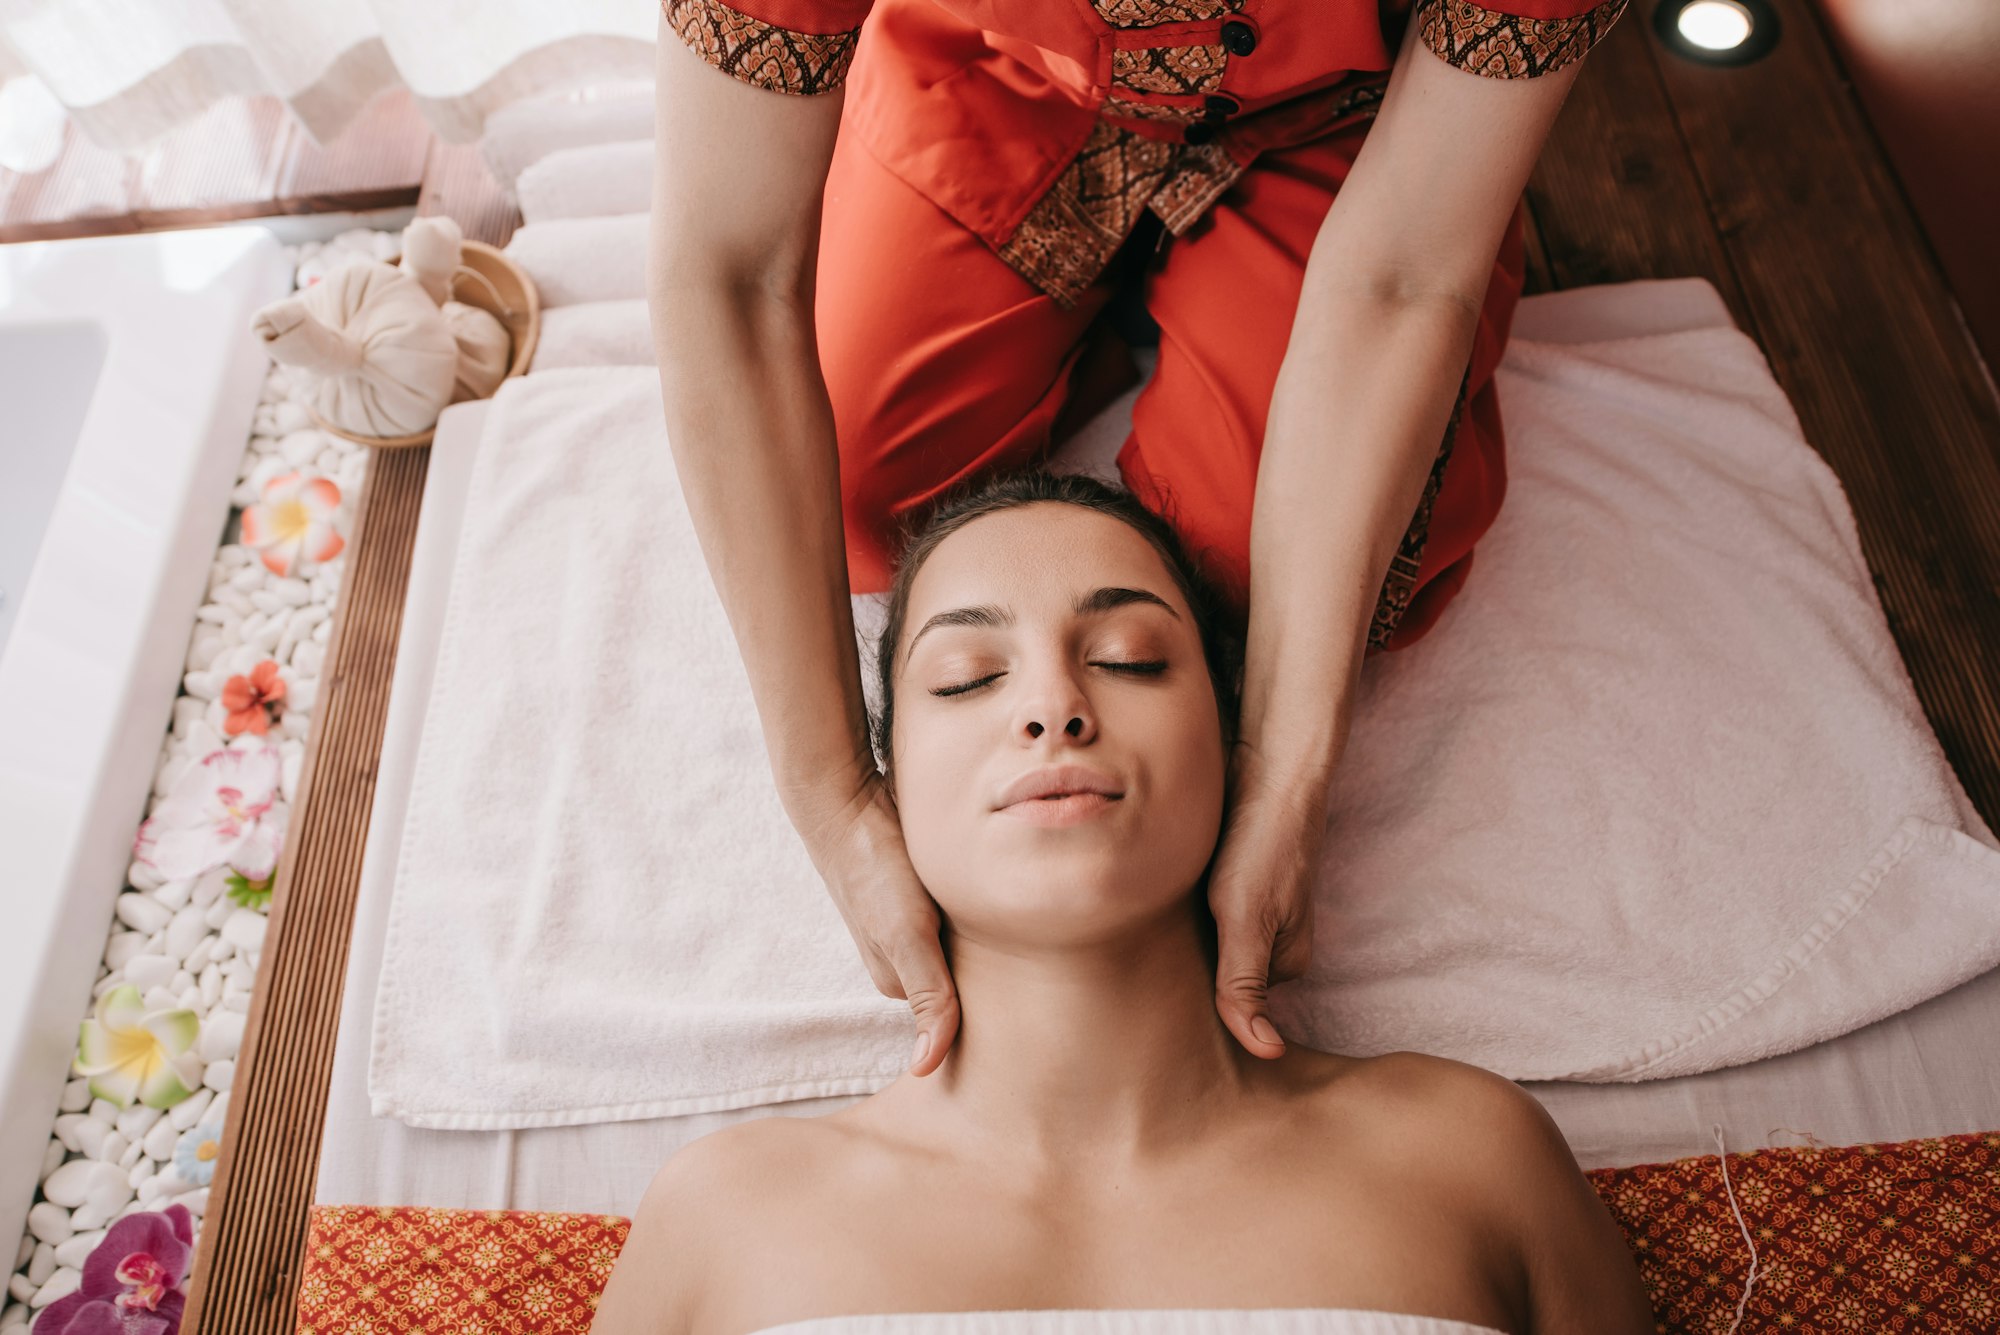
[809,772,962,1077]
[1207,739,1325,1059]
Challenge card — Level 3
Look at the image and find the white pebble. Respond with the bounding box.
[72,1120,107,1160]
[122,953,175,991]
[115,1104,161,1143]
[58,1080,90,1113]
[222,993,250,1013]
[291,641,325,678]
[272,402,310,434]
[312,617,331,644]
[68,1201,109,1233]
[114,893,171,935]
[182,1188,211,1218]
[200,964,221,1009]
[204,899,236,930]
[184,937,216,973]
[170,969,194,994]
[141,985,177,1012]
[52,1115,89,1154]
[136,1178,166,1206]
[222,909,267,953]
[199,1009,245,1063]
[182,669,222,702]
[151,877,195,912]
[165,905,208,961]
[169,1088,213,1131]
[192,873,226,910]
[203,1060,234,1093]
[88,1098,118,1124]
[128,1158,157,1189]
[29,1269,81,1310]
[95,1130,127,1164]
[40,1140,65,1183]
[144,1119,180,1161]
[8,1238,22,1271]
[27,1244,55,1287]
[118,1140,142,1171]
[41,1159,117,1209]
[229,563,267,593]
[272,577,311,606]
[192,603,239,630]
[54,1232,103,1270]
[216,586,255,618]
[7,1277,34,1306]
[26,1202,72,1246]
[85,1168,133,1217]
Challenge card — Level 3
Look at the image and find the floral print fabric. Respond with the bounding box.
[295,1130,2000,1333]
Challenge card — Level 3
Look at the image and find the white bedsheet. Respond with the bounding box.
[315,277,2000,1214]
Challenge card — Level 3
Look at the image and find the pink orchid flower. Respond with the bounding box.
[239,470,344,577]
[133,737,287,882]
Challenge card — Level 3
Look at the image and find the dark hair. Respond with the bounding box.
[868,467,1246,787]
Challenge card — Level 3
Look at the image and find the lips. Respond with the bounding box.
[995,763,1125,811]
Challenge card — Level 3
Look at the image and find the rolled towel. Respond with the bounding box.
[503,214,648,308]
[518,141,656,224]
[531,299,655,372]
[479,88,655,196]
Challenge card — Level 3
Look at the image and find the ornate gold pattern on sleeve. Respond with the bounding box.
[1369,367,1470,650]
[1417,0,1631,78]
[662,0,860,95]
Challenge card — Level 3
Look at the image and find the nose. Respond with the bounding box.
[1015,661,1097,744]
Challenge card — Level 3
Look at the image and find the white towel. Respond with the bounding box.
[529,299,654,372]
[1265,324,2000,1080]
[479,89,654,200]
[502,214,647,308]
[370,368,910,1129]
[749,1312,1505,1335]
[517,141,656,224]
[369,320,2000,1130]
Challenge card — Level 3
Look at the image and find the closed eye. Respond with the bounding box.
[930,660,1168,698]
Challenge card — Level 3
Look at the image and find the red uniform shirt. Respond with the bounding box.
[664,0,1631,307]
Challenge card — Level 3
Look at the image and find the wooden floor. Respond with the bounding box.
[153,3,2000,1330]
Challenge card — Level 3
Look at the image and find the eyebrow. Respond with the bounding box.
[906,585,1180,658]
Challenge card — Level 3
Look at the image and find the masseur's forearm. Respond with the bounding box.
[1239,278,1484,794]
[649,280,876,849]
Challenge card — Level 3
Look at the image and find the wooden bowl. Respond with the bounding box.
[306,239,541,450]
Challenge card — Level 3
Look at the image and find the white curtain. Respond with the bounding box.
[0,0,657,172]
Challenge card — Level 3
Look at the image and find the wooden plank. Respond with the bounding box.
[1527,14,1751,332]
[0,92,428,244]
[1644,0,2000,831]
[179,446,431,1335]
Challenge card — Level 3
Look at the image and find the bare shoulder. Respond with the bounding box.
[592,1116,842,1335]
[1329,1051,1656,1334]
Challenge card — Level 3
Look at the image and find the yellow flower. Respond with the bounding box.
[72,985,202,1109]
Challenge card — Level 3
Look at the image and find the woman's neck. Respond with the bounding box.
[887,903,1265,1171]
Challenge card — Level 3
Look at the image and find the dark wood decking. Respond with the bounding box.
[153,4,2000,1328]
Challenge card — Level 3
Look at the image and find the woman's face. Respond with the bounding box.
[889,502,1228,948]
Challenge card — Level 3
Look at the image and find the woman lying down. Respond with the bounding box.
[594,470,1653,1335]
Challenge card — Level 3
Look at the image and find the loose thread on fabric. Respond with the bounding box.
[1712,1122,1760,1335]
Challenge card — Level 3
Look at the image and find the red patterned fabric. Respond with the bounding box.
[297,1131,2000,1333]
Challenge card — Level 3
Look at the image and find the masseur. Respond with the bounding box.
[646,0,1631,1072]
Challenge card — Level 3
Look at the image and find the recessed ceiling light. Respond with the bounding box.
[1652,0,1781,65]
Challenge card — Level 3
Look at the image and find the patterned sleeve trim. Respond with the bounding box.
[662,0,861,96]
[1417,0,1631,78]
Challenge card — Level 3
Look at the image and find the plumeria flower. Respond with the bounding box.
[239,470,344,577]
[72,986,202,1110]
[220,659,286,737]
[35,1203,195,1335]
[172,1114,226,1187]
[133,737,287,882]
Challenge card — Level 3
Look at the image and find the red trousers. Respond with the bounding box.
[817,110,1526,658]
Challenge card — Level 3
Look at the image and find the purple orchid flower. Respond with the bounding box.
[33,1204,195,1335]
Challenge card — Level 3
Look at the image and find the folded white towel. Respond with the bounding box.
[529,299,654,372]
[370,368,909,1129]
[370,311,2000,1130]
[517,141,656,224]
[1266,323,2000,1080]
[479,89,654,199]
[750,1312,1505,1335]
[502,215,647,308]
